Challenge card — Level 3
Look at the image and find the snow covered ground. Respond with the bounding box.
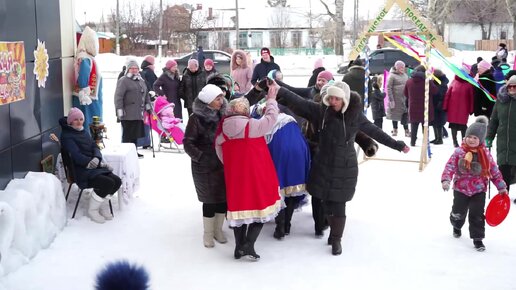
[1,52,516,290]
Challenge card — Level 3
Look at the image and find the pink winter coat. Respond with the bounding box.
[443,76,474,125]
[441,146,506,196]
[230,50,253,94]
[215,99,279,162]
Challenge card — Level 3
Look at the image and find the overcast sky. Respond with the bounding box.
[75,0,382,25]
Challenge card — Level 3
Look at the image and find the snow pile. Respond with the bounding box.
[0,172,66,277]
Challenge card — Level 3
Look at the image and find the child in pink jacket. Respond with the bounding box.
[441,116,507,252]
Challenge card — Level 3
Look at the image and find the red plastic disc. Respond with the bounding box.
[486,193,511,227]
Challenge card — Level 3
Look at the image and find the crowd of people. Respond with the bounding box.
[67,28,515,262]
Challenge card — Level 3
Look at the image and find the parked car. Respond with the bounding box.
[338,48,420,75]
[173,50,232,75]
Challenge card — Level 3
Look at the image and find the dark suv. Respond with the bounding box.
[338,48,420,75]
[173,50,232,75]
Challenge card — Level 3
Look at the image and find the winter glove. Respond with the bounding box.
[395,140,410,153]
[485,138,493,148]
[87,157,100,169]
[442,180,451,191]
[388,100,395,109]
[149,90,156,101]
[100,161,113,171]
[364,143,378,157]
[116,109,124,120]
[78,89,92,106]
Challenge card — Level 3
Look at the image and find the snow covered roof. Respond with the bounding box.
[191,7,325,30]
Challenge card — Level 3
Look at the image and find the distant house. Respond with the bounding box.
[190,7,328,53]
[443,2,514,50]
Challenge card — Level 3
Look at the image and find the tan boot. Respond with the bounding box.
[391,128,398,136]
[203,217,215,248]
[213,213,228,244]
[88,192,106,224]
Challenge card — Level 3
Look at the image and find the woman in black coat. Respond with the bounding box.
[60,108,121,224]
[273,81,409,256]
[153,60,182,119]
[184,84,228,249]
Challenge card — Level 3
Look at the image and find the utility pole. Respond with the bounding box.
[116,0,120,55]
[158,0,163,60]
[235,0,239,49]
[353,0,359,45]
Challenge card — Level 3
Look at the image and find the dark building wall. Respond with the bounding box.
[0,0,63,189]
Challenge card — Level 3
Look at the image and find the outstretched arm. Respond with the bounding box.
[357,114,408,152]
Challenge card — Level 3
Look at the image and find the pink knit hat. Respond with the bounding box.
[477,60,492,75]
[165,59,177,70]
[67,107,84,125]
[204,58,214,67]
[314,58,324,69]
[317,70,334,81]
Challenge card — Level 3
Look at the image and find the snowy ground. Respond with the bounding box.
[1,53,516,290]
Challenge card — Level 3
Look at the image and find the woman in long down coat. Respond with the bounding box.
[184,84,228,248]
[273,81,409,256]
[215,93,282,261]
[443,73,475,147]
[386,61,410,137]
[403,65,437,147]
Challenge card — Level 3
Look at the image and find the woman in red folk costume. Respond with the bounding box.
[73,26,103,130]
[215,86,282,261]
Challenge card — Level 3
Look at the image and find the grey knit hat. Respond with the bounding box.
[507,75,516,86]
[465,116,489,142]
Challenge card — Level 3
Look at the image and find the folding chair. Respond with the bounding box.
[60,148,113,219]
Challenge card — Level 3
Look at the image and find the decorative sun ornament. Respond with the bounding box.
[33,39,49,88]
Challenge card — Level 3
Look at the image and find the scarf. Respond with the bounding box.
[461,143,491,178]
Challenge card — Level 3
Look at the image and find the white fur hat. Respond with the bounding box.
[198,84,223,104]
[322,81,351,113]
[77,26,99,56]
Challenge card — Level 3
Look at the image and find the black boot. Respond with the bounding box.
[243,223,263,260]
[312,197,326,238]
[451,129,459,147]
[430,127,443,144]
[329,216,346,256]
[273,209,286,240]
[284,197,296,235]
[233,225,247,259]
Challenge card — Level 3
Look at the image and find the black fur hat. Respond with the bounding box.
[95,260,150,290]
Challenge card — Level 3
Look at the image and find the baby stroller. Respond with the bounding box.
[149,95,185,153]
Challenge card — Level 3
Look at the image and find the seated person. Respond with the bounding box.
[60,107,122,224]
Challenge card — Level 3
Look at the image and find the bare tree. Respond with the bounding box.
[463,0,507,39]
[426,0,455,35]
[320,0,344,55]
[269,7,292,48]
[506,0,516,47]
[268,0,288,7]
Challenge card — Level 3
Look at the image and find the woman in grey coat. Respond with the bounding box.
[114,59,151,158]
[386,60,410,137]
